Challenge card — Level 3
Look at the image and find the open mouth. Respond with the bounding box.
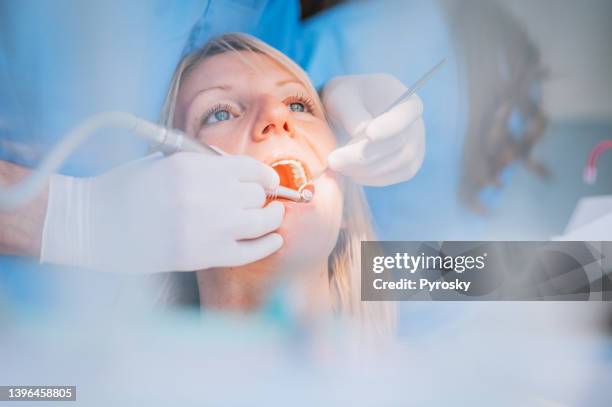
[269,158,315,200]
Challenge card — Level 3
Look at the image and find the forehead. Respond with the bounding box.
[181,51,297,94]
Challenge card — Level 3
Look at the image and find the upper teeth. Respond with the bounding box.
[270,159,310,189]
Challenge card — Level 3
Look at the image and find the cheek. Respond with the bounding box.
[274,173,343,265]
[294,121,337,163]
[194,121,250,154]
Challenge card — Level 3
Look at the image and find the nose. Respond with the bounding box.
[251,96,294,142]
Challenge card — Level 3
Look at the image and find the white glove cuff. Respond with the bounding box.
[40,174,92,268]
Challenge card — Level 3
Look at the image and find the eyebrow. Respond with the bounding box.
[194,84,232,96]
[211,84,234,91]
[276,79,303,87]
[189,79,305,105]
[196,79,299,95]
[187,85,231,108]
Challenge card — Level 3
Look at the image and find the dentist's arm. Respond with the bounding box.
[40,153,285,273]
[0,160,47,257]
[1,154,285,272]
[321,73,426,186]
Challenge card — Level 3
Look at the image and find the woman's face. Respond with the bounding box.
[174,51,343,269]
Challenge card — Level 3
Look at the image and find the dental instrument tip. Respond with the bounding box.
[273,185,302,202]
[300,189,314,202]
[378,57,447,116]
[270,185,314,203]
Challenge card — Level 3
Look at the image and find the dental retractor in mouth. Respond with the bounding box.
[270,159,315,203]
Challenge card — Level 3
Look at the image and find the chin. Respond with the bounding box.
[262,173,343,270]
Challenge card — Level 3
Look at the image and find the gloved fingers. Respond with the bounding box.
[327,137,370,173]
[327,134,397,174]
[234,233,284,265]
[327,131,406,173]
[364,94,424,141]
[236,182,268,209]
[328,117,424,176]
[334,129,425,186]
[369,141,425,185]
[365,117,425,163]
[234,201,285,240]
[323,77,373,136]
[362,128,411,161]
[122,152,165,168]
[101,152,166,180]
[230,155,280,190]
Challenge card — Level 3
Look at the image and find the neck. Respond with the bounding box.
[195,260,332,317]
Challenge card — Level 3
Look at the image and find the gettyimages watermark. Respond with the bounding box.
[361,242,612,301]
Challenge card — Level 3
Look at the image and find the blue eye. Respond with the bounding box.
[289,102,305,112]
[203,105,234,125]
[286,94,316,114]
[214,110,230,121]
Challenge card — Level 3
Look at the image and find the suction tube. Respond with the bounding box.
[0,112,173,209]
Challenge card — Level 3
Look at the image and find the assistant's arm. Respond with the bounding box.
[0,160,47,257]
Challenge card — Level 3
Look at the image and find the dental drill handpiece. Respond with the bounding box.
[157,128,313,203]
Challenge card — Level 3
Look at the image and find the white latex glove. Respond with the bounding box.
[322,73,426,186]
[40,152,284,273]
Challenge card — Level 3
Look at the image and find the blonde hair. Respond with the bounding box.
[159,33,396,339]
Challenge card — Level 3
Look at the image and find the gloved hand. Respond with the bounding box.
[321,73,426,186]
[40,152,284,272]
